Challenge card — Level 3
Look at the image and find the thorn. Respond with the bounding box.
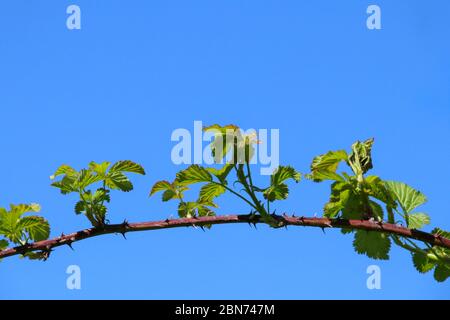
[247,222,253,228]
[121,219,129,228]
[60,232,65,237]
[252,222,258,229]
[191,224,198,229]
[165,218,170,223]
[200,226,205,232]
[282,213,288,218]
[120,232,127,240]
[320,227,326,234]
[292,213,296,217]
[66,242,74,251]
[284,225,288,230]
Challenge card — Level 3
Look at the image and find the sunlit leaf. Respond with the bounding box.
[176,165,212,186]
[384,181,427,214]
[110,160,146,175]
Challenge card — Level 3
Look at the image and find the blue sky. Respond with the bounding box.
[1,0,449,299]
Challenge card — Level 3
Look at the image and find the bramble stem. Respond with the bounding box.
[1,214,449,260]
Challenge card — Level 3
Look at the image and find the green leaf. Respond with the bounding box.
[176,165,212,186]
[263,166,301,202]
[408,213,430,229]
[0,239,8,250]
[162,189,177,202]
[364,176,397,209]
[150,180,187,201]
[199,183,226,203]
[271,166,301,185]
[207,163,234,184]
[74,201,85,215]
[51,175,78,194]
[77,169,103,189]
[431,228,450,239]
[434,264,450,282]
[368,200,384,220]
[106,171,133,192]
[50,165,77,180]
[348,138,374,175]
[197,205,215,217]
[149,180,172,196]
[10,203,41,215]
[0,209,23,243]
[92,188,110,203]
[22,251,49,261]
[110,160,146,175]
[263,183,289,202]
[353,230,391,260]
[18,216,50,241]
[384,181,427,214]
[323,182,351,218]
[412,252,435,274]
[89,161,111,176]
[177,202,198,218]
[308,150,347,182]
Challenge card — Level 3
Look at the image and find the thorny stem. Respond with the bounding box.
[1,214,449,260]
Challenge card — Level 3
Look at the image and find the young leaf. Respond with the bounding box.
[199,183,226,203]
[177,202,197,218]
[207,163,234,184]
[263,166,301,202]
[18,216,50,241]
[408,213,430,230]
[368,200,384,220]
[150,180,172,196]
[353,230,391,260]
[263,184,289,202]
[431,227,450,239]
[51,176,78,194]
[0,239,8,250]
[348,138,374,175]
[106,171,133,192]
[434,264,450,282]
[271,166,301,185]
[176,165,212,186]
[89,161,111,176]
[50,165,77,180]
[162,189,177,202]
[308,150,347,182]
[384,181,427,214]
[77,169,103,189]
[74,201,85,215]
[109,160,146,175]
[412,252,435,274]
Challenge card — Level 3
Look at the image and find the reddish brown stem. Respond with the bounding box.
[1,214,449,260]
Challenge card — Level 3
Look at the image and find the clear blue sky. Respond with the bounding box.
[1,0,449,299]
